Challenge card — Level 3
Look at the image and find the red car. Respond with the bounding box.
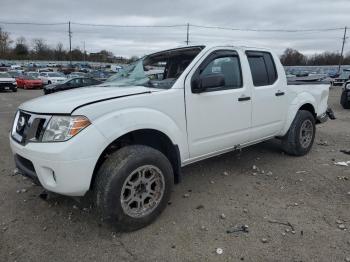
[16,76,43,89]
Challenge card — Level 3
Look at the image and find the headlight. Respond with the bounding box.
[12,81,17,85]
[345,83,350,90]
[42,116,91,142]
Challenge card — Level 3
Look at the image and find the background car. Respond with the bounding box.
[16,75,43,89]
[0,72,17,92]
[25,71,40,78]
[39,72,66,85]
[43,77,102,94]
[332,69,350,87]
[68,72,87,78]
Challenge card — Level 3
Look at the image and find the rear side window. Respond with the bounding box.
[246,51,277,86]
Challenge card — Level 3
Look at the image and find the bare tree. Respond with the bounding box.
[55,42,65,60]
[32,38,49,59]
[280,48,306,66]
[13,36,29,58]
[0,27,13,58]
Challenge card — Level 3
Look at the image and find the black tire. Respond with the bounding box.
[47,81,51,85]
[340,90,350,109]
[282,110,316,156]
[12,87,17,92]
[94,145,173,231]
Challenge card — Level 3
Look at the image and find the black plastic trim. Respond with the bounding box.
[238,96,251,101]
[14,154,41,185]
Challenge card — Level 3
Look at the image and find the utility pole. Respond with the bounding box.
[338,26,347,74]
[83,40,86,63]
[68,21,72,65]
[186,23,190,45]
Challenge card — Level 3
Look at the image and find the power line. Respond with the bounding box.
[190,24,345,33]
[0,21,67,26]
[0,20,346,32]
[71,22,186,28]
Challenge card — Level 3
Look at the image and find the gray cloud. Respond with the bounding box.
[0,0,348,57]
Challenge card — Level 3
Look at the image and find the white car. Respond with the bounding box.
[10,45,332,231]
[0,72,17,92]
[39,72,66,85]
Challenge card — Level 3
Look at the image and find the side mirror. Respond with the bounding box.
[192,73,225,93]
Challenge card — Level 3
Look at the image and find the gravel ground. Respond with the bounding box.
[0,87,350,262]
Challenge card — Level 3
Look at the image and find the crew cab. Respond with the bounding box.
[9,45,331,231]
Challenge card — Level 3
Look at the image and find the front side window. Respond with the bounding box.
[246,51,277,86]
[201,55,242,89]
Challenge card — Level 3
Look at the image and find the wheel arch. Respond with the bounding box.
[90,128,182,190]
[281,99,317,136]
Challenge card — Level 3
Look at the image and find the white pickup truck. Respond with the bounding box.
[10,45,332,231]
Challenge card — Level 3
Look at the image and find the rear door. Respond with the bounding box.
[245,51,287,141]
[185,48,252,159]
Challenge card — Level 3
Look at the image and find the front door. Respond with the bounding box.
[185,49,252,159]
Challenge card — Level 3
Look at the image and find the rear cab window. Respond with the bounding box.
[246,51,278,86]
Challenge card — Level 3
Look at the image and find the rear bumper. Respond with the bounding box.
[317,112,328,123]
[317,108,336,123]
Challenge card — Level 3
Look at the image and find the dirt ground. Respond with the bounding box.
[0,87,349,262]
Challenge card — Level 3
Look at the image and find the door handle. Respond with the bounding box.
[238,96,251,102]
[275,91,285,96]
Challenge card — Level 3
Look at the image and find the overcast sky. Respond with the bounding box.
[0,0,349,57]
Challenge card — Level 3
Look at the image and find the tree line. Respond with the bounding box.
[280,48,350,66]
[0,27,138,63]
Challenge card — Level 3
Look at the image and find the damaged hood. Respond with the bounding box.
[19,86,155,114]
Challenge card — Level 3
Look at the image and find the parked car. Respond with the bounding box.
[43,77,102,94]
[16,75,43,89]
[0,72,17,92]
[8,70,23,79]
[10,45,332,231]
[39,72,66,85]
[340,81,350,109]
[25,71,40,78]
[68,72,87,78]
[331,70,350,87]
[88,70,114,81]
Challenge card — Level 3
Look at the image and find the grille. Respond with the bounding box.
[12,111,51,145]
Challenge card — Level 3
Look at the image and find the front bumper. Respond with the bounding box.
[0,82,16,90]
[10,125,107,196]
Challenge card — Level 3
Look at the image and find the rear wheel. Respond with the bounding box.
[94,145,173,231]
[282,110,316,156]
[340,90,350,109]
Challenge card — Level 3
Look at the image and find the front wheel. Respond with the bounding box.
[94,145,173,231]
[282,110,316,156]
